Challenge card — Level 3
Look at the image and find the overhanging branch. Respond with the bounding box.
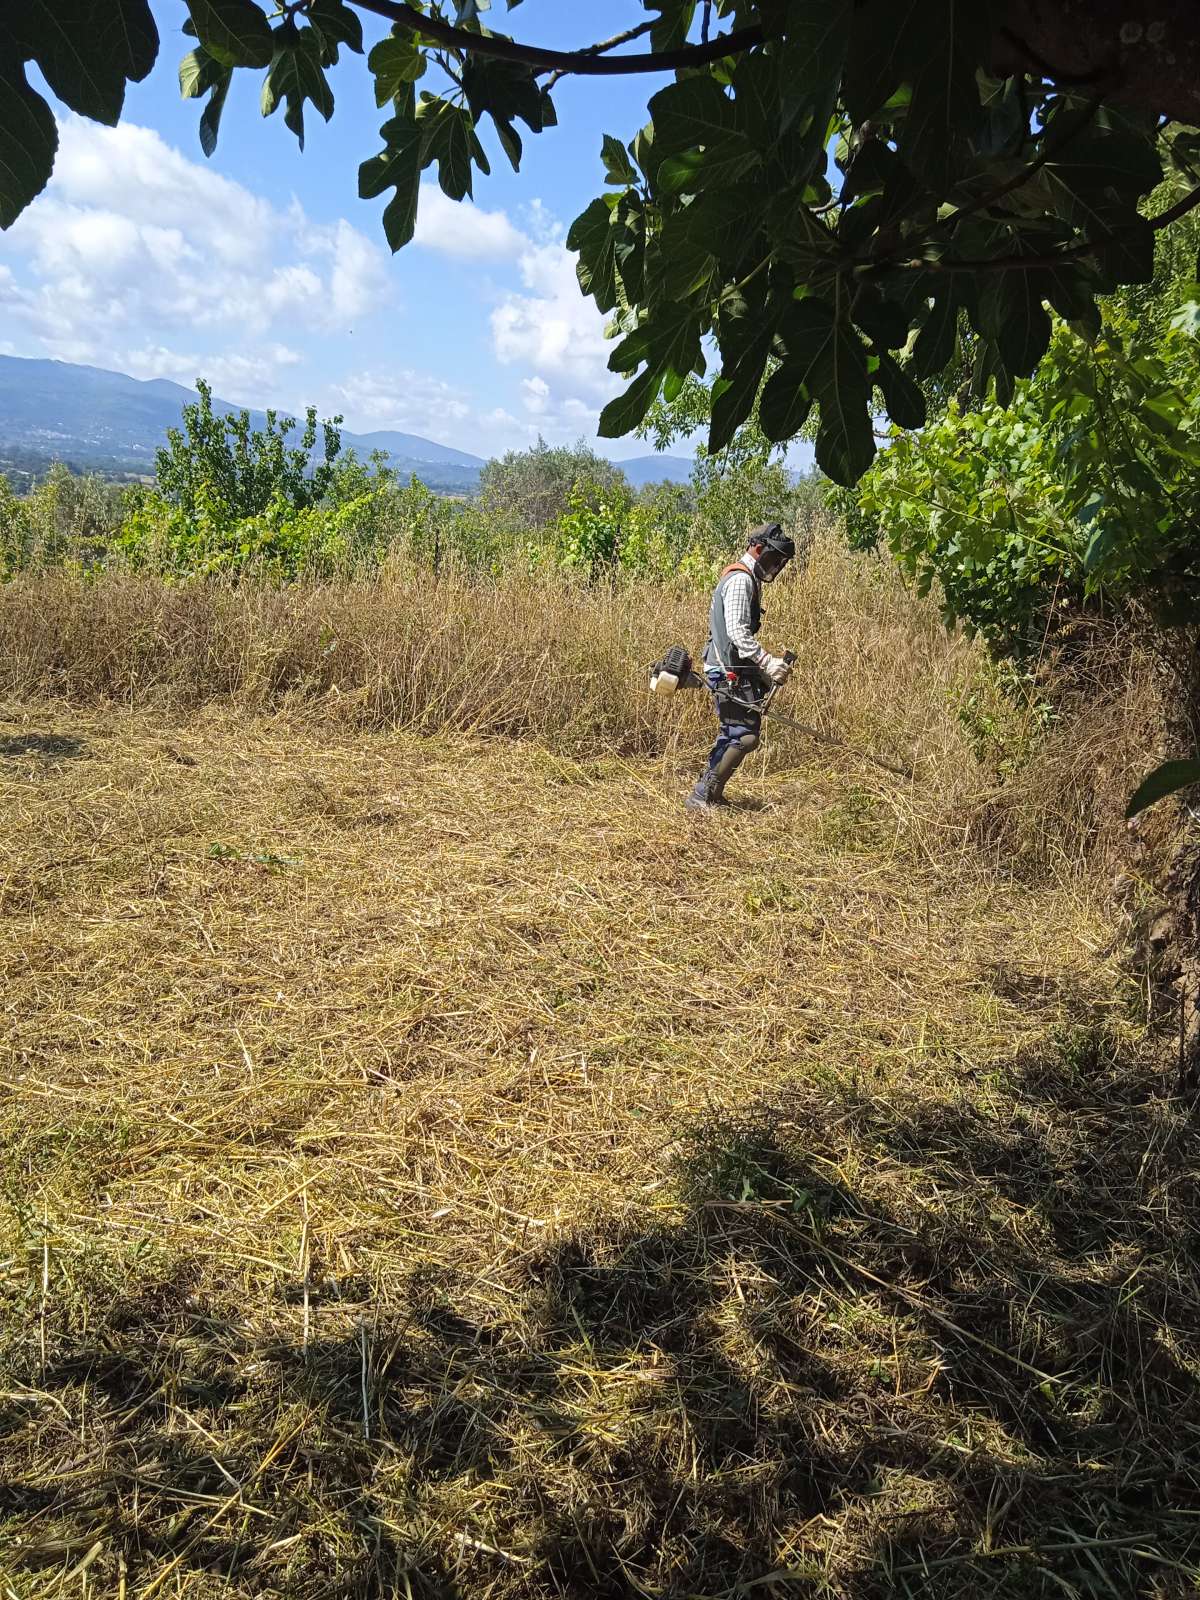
[1152,182,1200,230]
[348,0,765,74]
[871,181,1200,275]
[543,20,656,91]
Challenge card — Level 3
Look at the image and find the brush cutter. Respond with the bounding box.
[649,644,795,714]
[647,644,914,782]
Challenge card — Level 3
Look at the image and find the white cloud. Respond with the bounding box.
[518,198,564,247]
[0,117,391,379]
[327,369,473,436]
[122,343,304,407]
[0,118,640,461]
[294,213,390,323]
[485,217,625,447]
[483,406,523,429]
[491,240,613,400]
[521,375,550,414]
[413,184,526,261]
[48,119,274,263]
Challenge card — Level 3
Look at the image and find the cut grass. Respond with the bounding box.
[1,704,1197,1598]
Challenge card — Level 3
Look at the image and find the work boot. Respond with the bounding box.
[707,740,752,802]
[684,769,726,811]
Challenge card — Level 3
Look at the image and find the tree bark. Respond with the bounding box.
[996,1,1200,126]
[1174,844,1200,1095]
[1161,629,1200,1095]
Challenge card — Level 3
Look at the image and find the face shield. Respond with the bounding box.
[748,522,795,583]
[756,548,789,583]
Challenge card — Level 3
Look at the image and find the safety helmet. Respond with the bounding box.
[748,521,795,561]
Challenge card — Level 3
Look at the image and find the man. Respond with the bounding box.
[685,521,796,811]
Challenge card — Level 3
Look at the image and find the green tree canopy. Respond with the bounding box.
[3,3,1199,481]
[838,214,1200,1084]
[479,437,630,528]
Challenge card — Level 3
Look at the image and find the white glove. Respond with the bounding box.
[762,654,792,686]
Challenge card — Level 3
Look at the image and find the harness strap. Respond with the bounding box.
[718,561,760,593]
[709,561,763,676]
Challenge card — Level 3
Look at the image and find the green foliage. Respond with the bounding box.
[0,463,125,577]
[154,379,344,524]
[574,32,1175,481]
[955,657,1057,778]
[110,380,421,578]
[837,395,1080,656]
[541,476,724,584]
[550,480,627,576]
[1,385,806,588]
[478,437,630,530]
[3,3,1196,483]
[3,438,786,590]
[116,484,392,578]
[637,373,801,561]
[838,270,1200,657]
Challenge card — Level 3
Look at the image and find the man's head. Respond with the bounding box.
[746,521,795,582]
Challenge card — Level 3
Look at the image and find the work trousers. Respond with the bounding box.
[704,668,767,770]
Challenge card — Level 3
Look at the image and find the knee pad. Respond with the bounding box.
[736,730,760,753]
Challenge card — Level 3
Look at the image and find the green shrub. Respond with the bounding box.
[479,437,630,529]
[836,278,1200,659]
[155,379,343,524]
[0,463,125,576]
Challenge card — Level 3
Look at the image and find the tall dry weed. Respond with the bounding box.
[0,529,1158,882]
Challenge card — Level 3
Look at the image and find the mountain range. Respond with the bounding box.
[0,356,694,494]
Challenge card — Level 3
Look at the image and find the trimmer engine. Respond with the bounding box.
[648,645,703,696]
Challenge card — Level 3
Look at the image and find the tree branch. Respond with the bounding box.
[542,19,656,91]
[873,181,1200,276]
[349,0,765,74]
[996,25,1116,87]
[942,85,1113,232]
[1152,182,1200,230]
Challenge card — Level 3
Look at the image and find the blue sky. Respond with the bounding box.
[0,1,808,466]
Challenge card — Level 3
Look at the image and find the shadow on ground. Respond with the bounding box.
[2,1028,1198,1598]
[0,731,88,761]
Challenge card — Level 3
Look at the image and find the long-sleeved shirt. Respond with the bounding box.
[721,557,767,666]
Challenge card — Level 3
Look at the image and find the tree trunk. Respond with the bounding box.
[1174,844,1200,1095]
[996,1,1200,126]
[1162,628,1200,1097]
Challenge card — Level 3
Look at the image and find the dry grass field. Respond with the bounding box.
[1,544,1197,1598]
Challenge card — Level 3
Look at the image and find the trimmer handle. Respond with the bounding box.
[758,648,796,712]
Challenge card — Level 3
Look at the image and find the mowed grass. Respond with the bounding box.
[1,703,1197,1598]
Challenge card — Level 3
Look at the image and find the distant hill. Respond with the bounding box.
[0,356,695,494]
[614,455,694,488]
[0,357,486,492]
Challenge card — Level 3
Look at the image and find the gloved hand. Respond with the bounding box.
[762,654,792,686]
